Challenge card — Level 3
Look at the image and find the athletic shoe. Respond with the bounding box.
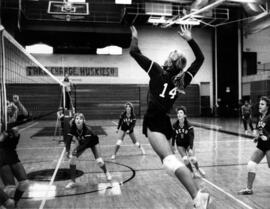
[111,155,116,160]
[140,147,146,155]
[252,130,257,135]
[198,168,206,178]
[106,172,112,181]
[65,181,77,189]
[238,188,253,195]
[245,130,248,135]
[193,192,210,209]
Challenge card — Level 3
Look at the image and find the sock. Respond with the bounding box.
[14,189,24,206]
[186,163,194,173]
[70,164,76,182]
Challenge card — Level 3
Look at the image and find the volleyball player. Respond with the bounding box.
[238,96,270,195]
[62,73,74,113]
[241,100,254,135]
[0,127,29,207]
[129,25,210,208]
[65,113,112,189]
[111,102,145,160]
[172,106,205,178]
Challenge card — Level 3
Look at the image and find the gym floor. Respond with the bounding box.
[10,118,270,209]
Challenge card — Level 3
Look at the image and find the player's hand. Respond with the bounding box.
[178,25,192,41]
[187,149,193,156]
[13,95,19,103]
[130,26,138,39]
[261,135,267,141]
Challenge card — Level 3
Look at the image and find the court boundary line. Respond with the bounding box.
[18,122,39,132]
[38,147,66,209]
[24,161,136,199]
[202,178,253,209]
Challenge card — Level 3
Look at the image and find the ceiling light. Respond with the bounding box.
[115,0,132,4]
[26,43,53,54]
[67,0,86,2]
[97,46,122,55]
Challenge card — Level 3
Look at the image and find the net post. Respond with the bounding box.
[0,25,7,130]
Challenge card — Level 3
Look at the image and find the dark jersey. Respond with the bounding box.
[117,112,136,131]
[172,120,194,149]
[257,114,270,140]
[130,37,204,114]
[0,133,20,150]
[66,125,98,152]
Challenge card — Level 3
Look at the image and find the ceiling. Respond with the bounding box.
[0,0,269,53]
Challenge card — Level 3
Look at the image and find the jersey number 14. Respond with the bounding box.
[159,83,177,99]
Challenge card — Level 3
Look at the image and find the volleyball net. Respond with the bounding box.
[0,25,66,131]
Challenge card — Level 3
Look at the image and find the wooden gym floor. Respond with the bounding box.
[7,118,270,209]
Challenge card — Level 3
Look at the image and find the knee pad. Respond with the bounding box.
[96,157,105,167]
[18,180,29,192]
[163,155,184,176]
[4,185,16,198]
[116,140,122,146]
[247,161,257,173]
[189,156,197,164]
[182,156,189,165]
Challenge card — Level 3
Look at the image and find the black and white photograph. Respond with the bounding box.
[0,0,270,208]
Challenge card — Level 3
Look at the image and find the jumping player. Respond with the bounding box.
[0,127,29,207]
[172,106,205,178]
[65,113,112,189]
[129,25,210,208]
[111,102,145,159]
[238,96,270,195]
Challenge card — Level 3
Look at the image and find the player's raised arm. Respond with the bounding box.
[178,25,204,88]
[129,26,160,76]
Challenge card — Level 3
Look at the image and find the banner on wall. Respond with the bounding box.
[26,66,118,77]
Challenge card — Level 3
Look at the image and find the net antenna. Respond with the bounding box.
[161,0,227,28]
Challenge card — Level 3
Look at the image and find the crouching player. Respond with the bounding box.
[65,113,112,189]
[0,127,29,207]
[172,106,205,178]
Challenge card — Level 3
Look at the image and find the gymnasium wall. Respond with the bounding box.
[5,26,212,118]
[242,27,270,103]
[6,83,200,120]
[243,27,270,64]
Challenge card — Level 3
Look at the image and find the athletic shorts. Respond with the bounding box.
[143,112,173,140]
[120,127,134,134]
[175,139,190,149]
[72,136,99,157]
[0,149,20,167]
[257,138,270,153]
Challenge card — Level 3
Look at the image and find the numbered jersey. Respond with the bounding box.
[130,38,204,114]
[117,112,136,131]
[257,114,270,140]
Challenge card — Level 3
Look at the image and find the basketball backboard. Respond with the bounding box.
[47,1,89,15]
